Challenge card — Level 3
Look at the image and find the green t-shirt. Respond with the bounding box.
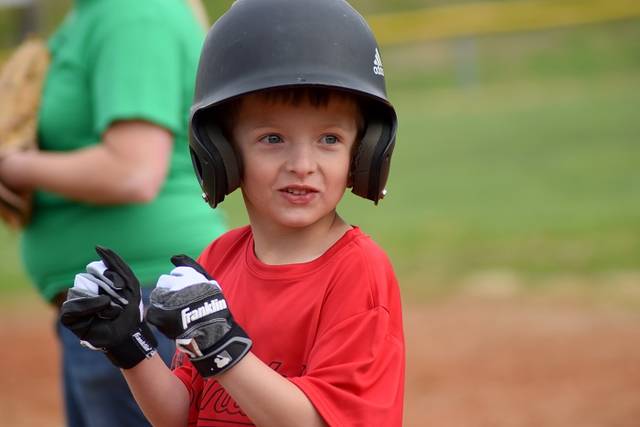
[22,0,226,301]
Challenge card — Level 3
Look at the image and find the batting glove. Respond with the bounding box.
[146,255,252,377]
[59,246,157,369]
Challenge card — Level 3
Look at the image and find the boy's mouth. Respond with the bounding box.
[279,185,318,196]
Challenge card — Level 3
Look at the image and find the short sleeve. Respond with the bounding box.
[89,20,183,135]
[289,307,405,427]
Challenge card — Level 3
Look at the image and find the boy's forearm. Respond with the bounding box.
[122,354,190,427]
[217,352,326,427]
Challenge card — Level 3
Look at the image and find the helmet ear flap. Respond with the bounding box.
[189,114,241,208]
[351,110,396,204]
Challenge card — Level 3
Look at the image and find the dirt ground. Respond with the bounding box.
[1,292,639,427]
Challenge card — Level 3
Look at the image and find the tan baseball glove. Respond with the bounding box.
[0,37,50,229]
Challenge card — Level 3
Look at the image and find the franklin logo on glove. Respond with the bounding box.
[181,298,228,329]
[132,332,154,353]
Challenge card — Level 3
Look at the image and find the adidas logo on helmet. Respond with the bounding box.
[373,48,384,76]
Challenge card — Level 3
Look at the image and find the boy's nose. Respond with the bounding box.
[285,143,316,177]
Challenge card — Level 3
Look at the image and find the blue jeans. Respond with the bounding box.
[57,287,175,427]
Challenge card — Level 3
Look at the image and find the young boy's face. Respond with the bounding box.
[230,93,360,232]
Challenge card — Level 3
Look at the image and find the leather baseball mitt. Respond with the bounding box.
[0,37,50,229]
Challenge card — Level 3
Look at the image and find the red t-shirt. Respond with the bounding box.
[173,226,405,426]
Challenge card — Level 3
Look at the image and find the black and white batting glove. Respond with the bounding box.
[146,255,252,378]
[59,246,157,369]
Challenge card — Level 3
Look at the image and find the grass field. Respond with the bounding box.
[1,20,638,299]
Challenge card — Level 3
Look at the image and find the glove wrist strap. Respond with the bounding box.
[106,322,158,369]
[190,322,252,378]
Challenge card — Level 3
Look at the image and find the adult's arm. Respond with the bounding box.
[0,119,172,204]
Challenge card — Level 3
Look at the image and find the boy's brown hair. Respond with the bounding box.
[215,87,366,145]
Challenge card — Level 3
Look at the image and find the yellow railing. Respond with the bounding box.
[369,0,640,45]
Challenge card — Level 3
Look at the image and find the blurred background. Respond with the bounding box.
[1,0,639,426]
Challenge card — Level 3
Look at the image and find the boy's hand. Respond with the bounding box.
[146,255,252,377]
[59,246,157,369]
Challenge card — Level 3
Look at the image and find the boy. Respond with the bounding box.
[59,0,404,425]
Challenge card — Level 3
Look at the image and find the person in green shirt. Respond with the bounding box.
[0,1,225,425]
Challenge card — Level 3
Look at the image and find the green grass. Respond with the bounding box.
[1,20,639,297]
[361,22,640,284]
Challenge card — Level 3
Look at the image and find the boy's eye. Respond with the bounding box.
[261,134,282,144]
[322,135,338,145]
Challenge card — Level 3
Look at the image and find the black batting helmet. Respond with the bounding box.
[189,0,397,207]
